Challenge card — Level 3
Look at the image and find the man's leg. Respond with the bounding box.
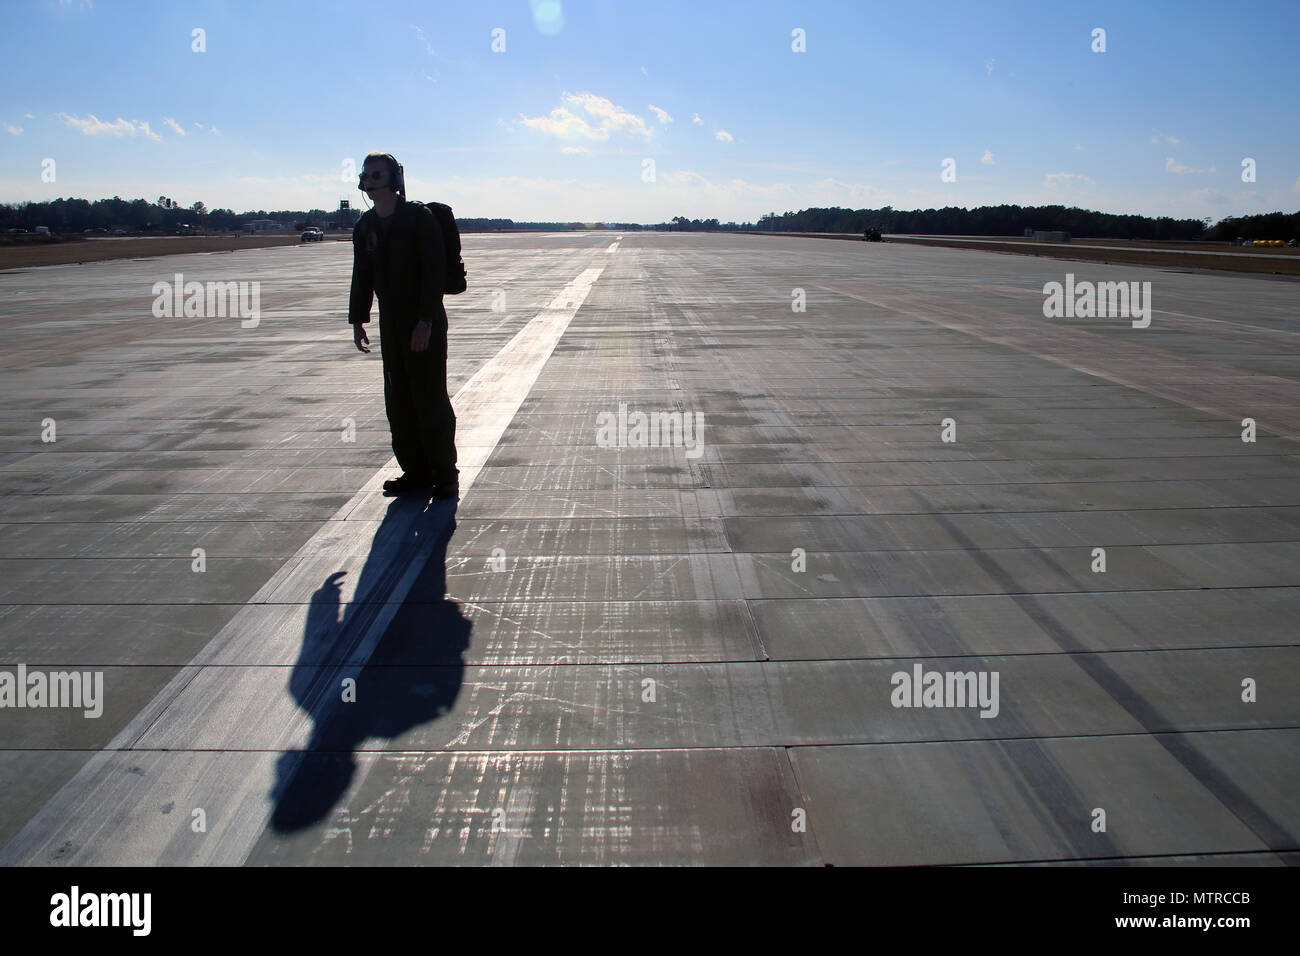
[379,316,430,479]
[401,330,458,487]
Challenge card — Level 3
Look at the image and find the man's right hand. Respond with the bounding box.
[353,323,371,353]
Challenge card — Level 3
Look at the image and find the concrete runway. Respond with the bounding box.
[0,233,1296,865]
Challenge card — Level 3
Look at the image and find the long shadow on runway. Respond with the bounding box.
[269,495,471,833]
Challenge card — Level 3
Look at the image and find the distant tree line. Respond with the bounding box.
[0,196,335,233]
[750,205,1299,241]
[1202,210,1300,242]
[2,196,1295,241]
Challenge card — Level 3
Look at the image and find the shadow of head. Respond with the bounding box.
[270,496,471,833]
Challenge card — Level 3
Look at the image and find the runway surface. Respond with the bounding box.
[0,233,1296,865]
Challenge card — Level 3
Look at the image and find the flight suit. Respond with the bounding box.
[348,197,458,487]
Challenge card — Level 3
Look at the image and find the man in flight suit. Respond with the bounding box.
[348,152,459,498]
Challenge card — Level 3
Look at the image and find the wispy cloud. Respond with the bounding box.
[59,113,160,141]
[980,149,995,164]
[714,129,734,143]
[411,24,436,56]
[692,113,703,125]
[561,146,589,154]
[1044,172,1095,186]
[235,172,339,187]
[4,124,22,136]
[164,117,185,136]
[1165,156,1213,174]
[732,159,841,176]
[649,104,672,124]
[1150,129,1181,144]
[984,57,995,75]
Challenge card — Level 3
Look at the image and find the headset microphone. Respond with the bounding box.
[356,154,406,212]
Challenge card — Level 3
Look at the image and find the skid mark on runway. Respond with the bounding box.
[817,282,1300,441]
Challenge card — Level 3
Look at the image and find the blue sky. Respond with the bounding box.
[2,0,1297,223]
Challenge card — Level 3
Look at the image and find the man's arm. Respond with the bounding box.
[348,220,374,325]
[413,204,446,329]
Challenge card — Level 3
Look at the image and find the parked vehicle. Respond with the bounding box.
[301,227,324,242]
[35,226,50,235]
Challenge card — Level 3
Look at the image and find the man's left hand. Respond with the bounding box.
[411,320,432,352]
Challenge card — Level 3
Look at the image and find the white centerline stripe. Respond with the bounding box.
[0,266,605,866]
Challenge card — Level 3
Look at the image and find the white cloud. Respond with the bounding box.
[411,24,436,56]
[1150,129,1181,144]
[59,113,160,141]
[23,113,34,119]
[520,106,604,140]
[980,149,994,164]
[732,159,841,176]
[714,129,734,143]
[649,104,673,124]
[561,146,589,154]
[692,113,703,125]
[660,169,709,187]
[1165,156,1212,174]
[520,91,652,142]
[234,172,338,188]
[4,124,21,136]
[813,177,881,204]
[984,58,995,75]
[1044,172,1095,186]
[564,91,649,138]
[164,117,185,136]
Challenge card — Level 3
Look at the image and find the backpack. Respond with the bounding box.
[424,200,467,295]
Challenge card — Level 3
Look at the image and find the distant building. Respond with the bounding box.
[243,219,286,232]
[1032,230,1071,242]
